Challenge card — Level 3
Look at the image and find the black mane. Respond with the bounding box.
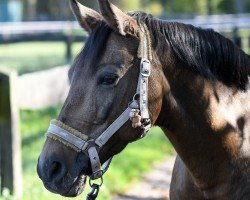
[134,12,250,90]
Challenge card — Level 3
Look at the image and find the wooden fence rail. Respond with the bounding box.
[1,16,250,60]
[0,65,70,199]
[18,66,70,110]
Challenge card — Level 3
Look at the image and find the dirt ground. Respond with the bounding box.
[113,155,176,200]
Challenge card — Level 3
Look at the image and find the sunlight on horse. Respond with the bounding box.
[37,0,250,199]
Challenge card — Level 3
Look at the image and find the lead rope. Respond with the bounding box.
[86,177,103,200]
[86,157,112,200]
[86,154,114,199]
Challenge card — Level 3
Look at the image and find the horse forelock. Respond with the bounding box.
[75,22,112,73]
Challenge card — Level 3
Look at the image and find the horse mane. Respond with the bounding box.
[133,12,250,90]
[81,12,249,90]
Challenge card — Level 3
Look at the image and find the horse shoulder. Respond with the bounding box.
[170,155,204,200]
[216,85,250,198]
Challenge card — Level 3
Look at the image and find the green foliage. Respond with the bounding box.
[146,1,164,16]
[23,0,72,21]
[217,0,236,13]
[119,0,141,11]
[167,0,200,15]
[22,0,250,22]
[96,0,250,17]
[20,106,174,200]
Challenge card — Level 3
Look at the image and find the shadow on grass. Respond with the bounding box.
[21,131,45,172]
[21,106,60,173]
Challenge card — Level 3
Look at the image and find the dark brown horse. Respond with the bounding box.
[37,0,250,199]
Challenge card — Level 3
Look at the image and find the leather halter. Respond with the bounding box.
[45,23,152,180]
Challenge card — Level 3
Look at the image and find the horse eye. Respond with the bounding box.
[99,73,119,86]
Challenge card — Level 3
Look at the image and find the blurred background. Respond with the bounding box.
[0,0,249,200]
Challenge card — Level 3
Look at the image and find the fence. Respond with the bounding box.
[0,67,22,199]
[0,21,87,61]
[173,13,250,51]
[0,13,250,60]
[0,66,70,199]
[18,66,69,110]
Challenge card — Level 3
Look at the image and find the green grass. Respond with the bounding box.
[0,42,83,74]
[20,106,174,200]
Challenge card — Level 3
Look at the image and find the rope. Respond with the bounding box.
[138,23,152,61]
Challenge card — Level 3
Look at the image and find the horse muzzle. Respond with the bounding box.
[37,139,91,197]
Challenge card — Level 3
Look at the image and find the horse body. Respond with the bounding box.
[37,0,250,199]
[144,14,250,199]
[157,66,250,199]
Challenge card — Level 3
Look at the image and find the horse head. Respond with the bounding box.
[37,0,163,197]
[37,0,250,198]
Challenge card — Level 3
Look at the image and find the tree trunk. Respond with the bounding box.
[235,0,246,13]
[207,0,212,15]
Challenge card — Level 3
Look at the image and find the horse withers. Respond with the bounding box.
[37,0,250,199]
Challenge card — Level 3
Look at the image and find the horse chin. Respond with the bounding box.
[44,174,87,197]
[64,174,87,197]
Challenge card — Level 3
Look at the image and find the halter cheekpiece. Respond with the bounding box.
[45,23,152,199]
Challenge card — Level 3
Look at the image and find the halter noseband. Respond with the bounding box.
[45,23,152,182]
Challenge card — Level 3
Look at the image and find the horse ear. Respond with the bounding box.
[98,0,139,37]
[70,0,103,33]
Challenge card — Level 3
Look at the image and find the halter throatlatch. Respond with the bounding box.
[131,23,153,136]
[45,23,152,199]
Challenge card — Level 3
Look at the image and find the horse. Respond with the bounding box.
[37,0,250,199]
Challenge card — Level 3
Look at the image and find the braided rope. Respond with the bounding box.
[138,23,152,61]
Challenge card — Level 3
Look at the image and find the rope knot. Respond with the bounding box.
[129,108,142,128]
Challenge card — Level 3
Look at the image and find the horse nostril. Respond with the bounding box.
[47,160,66,183]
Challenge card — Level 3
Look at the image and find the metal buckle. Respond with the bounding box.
[87,145,103,180]
[129,99,140,109]
[140,59,151,77]
[89,157,113,180]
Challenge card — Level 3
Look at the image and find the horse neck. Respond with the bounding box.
[154,48,246,190]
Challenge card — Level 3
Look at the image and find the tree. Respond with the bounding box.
[21,0,250,21]
[235,0,246,13]
[218,0,235,13]
[207,0,213,14]
[23,0,37,21]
